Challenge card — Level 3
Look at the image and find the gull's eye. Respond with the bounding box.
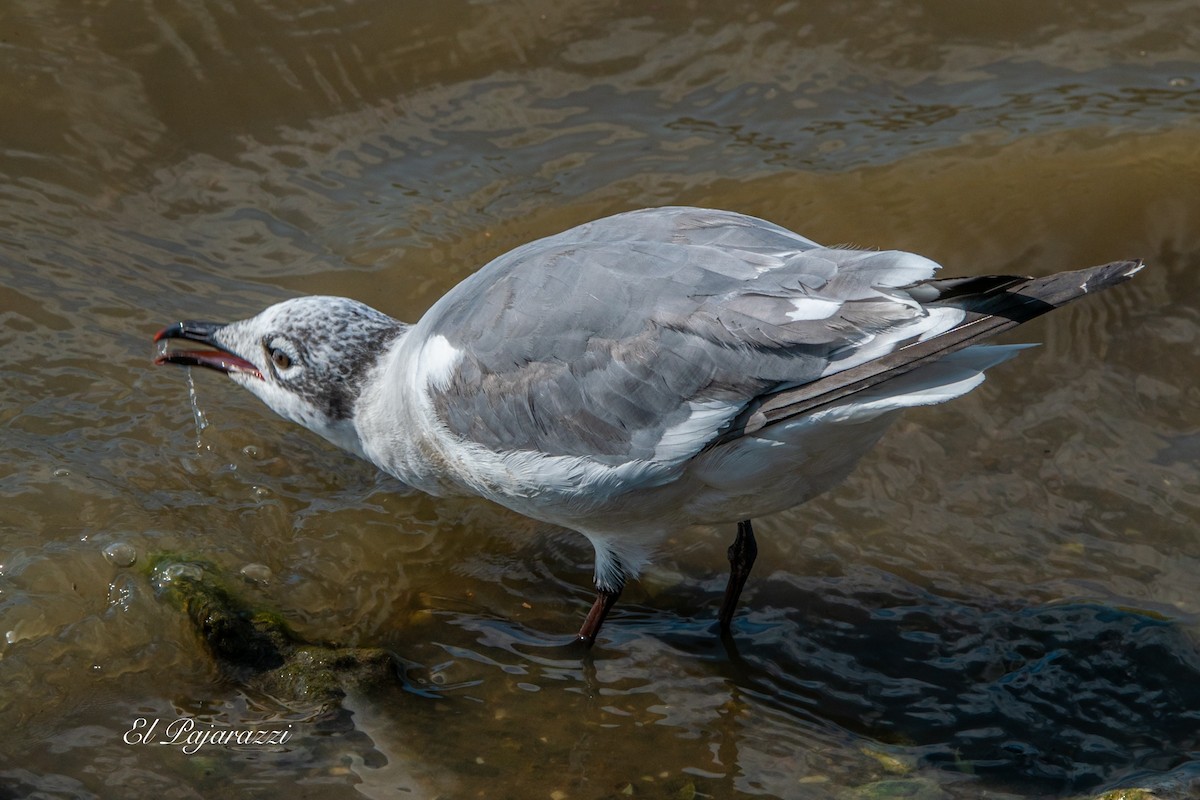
[263,337,299,374]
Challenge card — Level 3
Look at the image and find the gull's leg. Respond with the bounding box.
[718,519,758,633]
[576,584,622,646]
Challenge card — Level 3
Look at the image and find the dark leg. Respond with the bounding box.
[576,585,622,646]
[718,519,758,633]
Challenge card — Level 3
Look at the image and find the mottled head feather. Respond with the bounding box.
[213,296,406,456]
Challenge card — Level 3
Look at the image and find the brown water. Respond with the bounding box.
[2,1,1199,798]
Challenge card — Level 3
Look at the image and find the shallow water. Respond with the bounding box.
[2,1,1199,798]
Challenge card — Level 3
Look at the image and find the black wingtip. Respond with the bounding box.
[1010,259,1145,311]
[1084,259,1145,291]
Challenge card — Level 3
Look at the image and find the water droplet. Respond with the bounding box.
[242,445,260,458]
[1168,76,1194,87]
[108,575,136,610]
[251,486,271,500]
[52,468,71,478]
[186,370,209,436]
[103,542,137,567]
[240,563,273,585]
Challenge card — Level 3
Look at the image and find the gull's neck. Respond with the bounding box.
[351,326,465,497]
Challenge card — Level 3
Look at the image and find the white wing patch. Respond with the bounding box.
[818,306,968,377]
[786,297,842,321]
[417,334,463,391]
[652,398,741,462]
[916,307,968,342]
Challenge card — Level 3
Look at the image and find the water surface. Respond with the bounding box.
[2,1,1199,798]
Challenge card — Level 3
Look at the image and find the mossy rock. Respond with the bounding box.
[847,778,946,800]
[147,555,396,704]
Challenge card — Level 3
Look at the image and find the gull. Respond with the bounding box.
[153,207,1143,645]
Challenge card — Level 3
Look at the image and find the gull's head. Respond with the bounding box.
[154,296,405,458]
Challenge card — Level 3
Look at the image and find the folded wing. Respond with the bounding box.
[413,207,1140,469]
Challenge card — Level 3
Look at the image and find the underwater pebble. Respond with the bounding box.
[850,778,943,799]
[102,542,137,567]
[861,747,913,775]
[154,562,205,587]
[240,563,273,585]
[406,609,435,626]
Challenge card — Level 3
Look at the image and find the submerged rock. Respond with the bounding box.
[146,555,395,704]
